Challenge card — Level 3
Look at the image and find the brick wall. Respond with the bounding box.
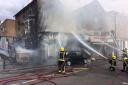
[0,19,16,37]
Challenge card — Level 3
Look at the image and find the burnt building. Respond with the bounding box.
[15,0,38,49]
[16,0,118,64]
[14,0,87,65]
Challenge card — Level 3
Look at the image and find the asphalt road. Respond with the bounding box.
[40,59,128,85]
[0,59,128,85]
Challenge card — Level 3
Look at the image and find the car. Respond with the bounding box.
[66,51,90,66]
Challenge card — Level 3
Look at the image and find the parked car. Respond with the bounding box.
[66,51,90,66]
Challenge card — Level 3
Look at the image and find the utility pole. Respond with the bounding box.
[114,13,119,57]
[115,13,117,41]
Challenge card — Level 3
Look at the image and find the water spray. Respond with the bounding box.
[97,42,128,59]
[15,46,34,54]
[72,32,108,59]
[102,43,121,52]
[57,34,62,47]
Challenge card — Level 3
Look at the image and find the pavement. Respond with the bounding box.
[0,59,128,85]
[39,59,128,85]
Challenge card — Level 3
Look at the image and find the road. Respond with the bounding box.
[40,59,128,85]
[0,59,128,85]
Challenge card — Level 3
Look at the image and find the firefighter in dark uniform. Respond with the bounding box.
[58,47,66,73]
[122,57,128,72]
[109,53,117,71]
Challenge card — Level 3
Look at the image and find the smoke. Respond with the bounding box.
[38,0,78,33]
[0,49,9,57]
[15,46,34,54]
[37,0,114,65]
[12,0,122,65]
[14,46,46,65]
[37,0,76,65]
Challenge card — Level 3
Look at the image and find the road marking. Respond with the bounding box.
[10,79,37,85]
[10,84,19,85]
[73,67,88,70]
[122,82,128,85]
[22,79,37,84]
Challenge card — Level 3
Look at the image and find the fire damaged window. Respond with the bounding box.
[24,18,32,34]
[25,25,30,34]
[29,8,33,14]
[2,27,6,32]
[23,14,26,19]
[18,21,20,25]
[94,32,100,36]
[0,26,5,33]
[101,32,109,36]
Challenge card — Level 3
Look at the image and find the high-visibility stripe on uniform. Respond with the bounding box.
[58,59,65,61]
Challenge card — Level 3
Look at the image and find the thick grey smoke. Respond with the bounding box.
[38,0,78,33]
[37,0,116,65]
[37,0,81,65]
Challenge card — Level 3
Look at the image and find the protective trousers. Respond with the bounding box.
[123,61,128,72]
[109,60,116,71]
[58,61,65,73]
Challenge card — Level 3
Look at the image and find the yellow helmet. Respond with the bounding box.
[112,55,116,59]
[60,47,64,52]
[112,52,116,59]
[123,57,128,61]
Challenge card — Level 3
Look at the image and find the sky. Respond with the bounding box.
[0,0,32,20]
[0,0,128,20]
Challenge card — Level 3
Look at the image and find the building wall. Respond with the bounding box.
[0,19,16,37]
[0,19,16,50]
[15,0,38,49]
[15,13,25,37]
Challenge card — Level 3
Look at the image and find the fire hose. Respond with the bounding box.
[0,66,75,85]
[0,60,121,85]
[0,69,68,85]
[0,55,88,85]
[0,74,60,85]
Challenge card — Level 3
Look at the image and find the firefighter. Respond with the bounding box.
[109,53,117,71]
[122,57,128,72]
[58,47,66,73]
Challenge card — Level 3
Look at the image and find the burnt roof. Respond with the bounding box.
[14,0,36,17]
